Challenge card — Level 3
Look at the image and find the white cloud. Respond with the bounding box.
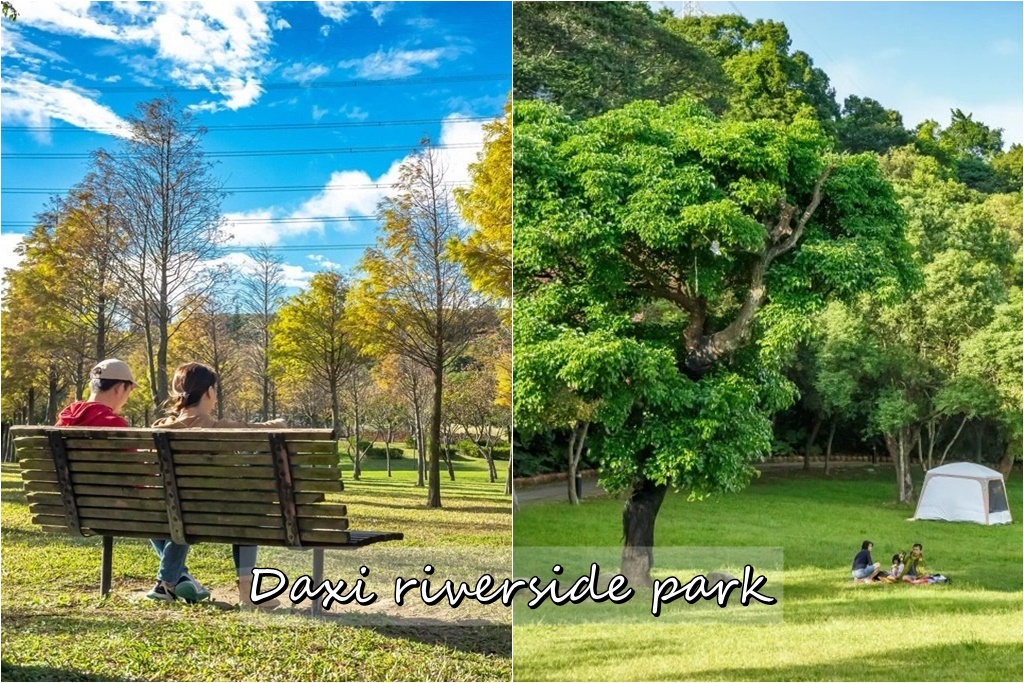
[1,75,131,139]
[12,1,275,115]
[280,61,330,84]
[205,252,316,289]
[213,113,485,247]
[309,254,345,271]
[316,1,357,23]
[274,17,291,30]
[340,104,369,121]
[338,46,465,80]
[320,24,332,38]
[370,3,394,25]
[0,21,67,63]
[312,105,329,122]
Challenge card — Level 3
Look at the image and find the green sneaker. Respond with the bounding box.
[175,574,211,603]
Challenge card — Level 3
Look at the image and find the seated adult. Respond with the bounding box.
[851,540,881,582]
[902,543,939,584]
[153,361,287,608]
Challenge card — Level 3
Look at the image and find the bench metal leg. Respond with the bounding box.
[312,548,324,618]
[100,536,113,596]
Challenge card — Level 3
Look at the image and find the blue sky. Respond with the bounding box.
[1,1,511,289]
[690,1,1023,144]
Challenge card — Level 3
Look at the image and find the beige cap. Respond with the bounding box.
[91,358,136,385]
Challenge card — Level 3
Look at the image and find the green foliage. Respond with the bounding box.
[514,98,911,496]
[836,95,910,154]
[512,1,728,119]
[664,14,840,133]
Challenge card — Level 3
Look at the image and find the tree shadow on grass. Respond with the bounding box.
[687,641,1022,681]
[318,614,511,657]
[1,661,112,682]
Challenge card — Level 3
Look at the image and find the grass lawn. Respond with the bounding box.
[513,466,1023,681]
[0,449,512,681]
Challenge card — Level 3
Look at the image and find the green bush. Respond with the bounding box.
[365,445,401,459]
[403,435,417,448]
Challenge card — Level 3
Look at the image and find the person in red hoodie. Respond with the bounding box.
[56,358,136,428]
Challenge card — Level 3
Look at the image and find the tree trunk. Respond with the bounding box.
[887,431,915,503]
[974,422,984,463]
[45,366,61,425]
[939,414,968,466]
[427,367,443,508]
[442,440,456,482]
[804,415,822,470]
[485,443,497,483]
[505,454,513,496]
[27,387,36,425]
[567,421,589,505]
[824,420,836,475]
[621,477,669,587]
[384,424,393,477]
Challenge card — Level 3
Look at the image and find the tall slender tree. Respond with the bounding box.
[98,97,226,409]
[348,142,486,508]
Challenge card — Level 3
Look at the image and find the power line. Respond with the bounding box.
[2,181,467,196]
[2,142,480,161]
[3,72,510,95]
[1,115,498,134]
[219,243,374,253]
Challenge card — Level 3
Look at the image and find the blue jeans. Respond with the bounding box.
[150,539,190,583]
[852,565,875,580]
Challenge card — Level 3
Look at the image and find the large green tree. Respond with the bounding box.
[836,95,910,155]
[514,98,913,583]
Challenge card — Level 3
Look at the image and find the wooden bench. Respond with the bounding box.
[12,426,403,613]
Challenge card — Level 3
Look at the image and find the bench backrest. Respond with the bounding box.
[12,427,352,547]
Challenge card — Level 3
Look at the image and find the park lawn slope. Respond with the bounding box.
[1,453,512,682]
[512,466,1022,681]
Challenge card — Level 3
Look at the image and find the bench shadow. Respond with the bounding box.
[1,661,112,682]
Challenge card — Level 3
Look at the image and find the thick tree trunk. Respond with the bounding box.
[804,415,822,470]
[485,443,497,483]
[620,477,669,586]
[427,367,443,508]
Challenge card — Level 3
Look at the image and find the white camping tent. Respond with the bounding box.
[913,462,1012,525]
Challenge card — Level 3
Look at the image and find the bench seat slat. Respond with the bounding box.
[69,462,160,475]
[168,438,337,454]
[176,488,325,505]
[174,465,276,479]
[71,473,161,487]
[21,470,59,483]
[184,525,287,542]
[77,496,168,511]
[172,452,335,467]
[67,450,157,464]
[75,484,165,499]
[81,508,170,524]
[64,439,158,450]
[177,477,278,491]
[298,516,349,532]
[18,458,56,472]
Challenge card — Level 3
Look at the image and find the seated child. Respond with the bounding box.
[891,551,906,579]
